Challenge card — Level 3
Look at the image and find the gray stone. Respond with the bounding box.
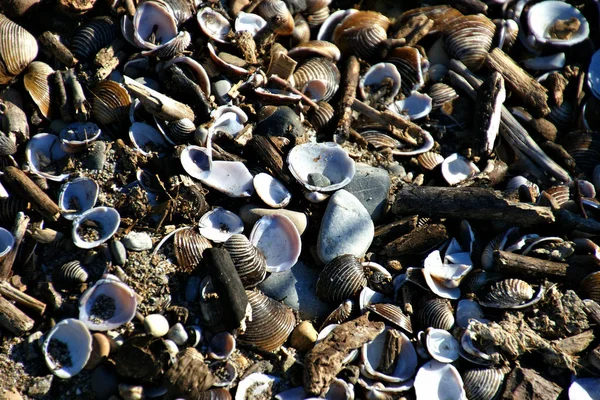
[122,231,153,251]
[317,189,374,263]
[109,240,127,265]
[27,375,53,397]
[239,204,307,234]
[185,276,202,302]
[167,323,189,346]
[343,163,391,222]
[143,314,170,337]
[259,261,331,320]
[82,141,106,170]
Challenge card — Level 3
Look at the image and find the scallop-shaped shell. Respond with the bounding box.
[316,254,367,303]
[200,207,244,243]
[249,215,301,273]
[78,274,137,331]
[58,177,99,220]
[443,14,495,72]
[417,298,455,331]
[197,8,231,43]
[23,61,54,119]
[54,260,89,286]
[0,14,38,85]
[223,234,267,289]
[428,82,459,109]
[91,80,132,127]
[417,152,444,171]
[257,0,294,35]
[361,131,401,150]
[72,207,121,249]
[174,227,212,273]
[164,347,215,398]
[43,318,92,379]
[561,131,600,176]
[480,278,534,308]
[167,118,195,144]
[142,30,191,58]
[526,1,589,48]
[288,40,341,61]
[239,290,296,352]
[414,360,466,400]
[0,133,17,156]
[71,16,117,59]
[293,57,340,102]
[333,11,390,59]
[309,101,334,132]
[320,300,355,330]
[540,185,570,208]
[253,173,292,208]
[462,367,506,400]
[367,303,412,334]
[25,133,69,182]
[59,122,102,153]
[441,153,480,185]
[385,46,428,96]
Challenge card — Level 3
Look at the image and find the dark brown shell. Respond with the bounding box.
[442,14,496,72]
[417,297,455,331]
[333,11,390,59]
[320,299,355,330]
[239,290,296,352]
[480,278,534,308]
[91,80,132,128]
[309,100,335,132]
[174,227,212,273]
[164,347,215,398]
[223,234,267,289]
[462,367,507,400]
[0,14,38,85]
[561,131,600,176]
[367,303,413,334]
[0,132,17,156]
[316,254,368,303]
[71,16,117,60]
[53,260,88,286]
[581,271,600,303]
[385,46,428,96]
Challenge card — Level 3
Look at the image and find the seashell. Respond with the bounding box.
[359,63,402,105]
[506,175,539,196]
[257,0,294,35]
[210,360,237,387]
[173,227,212,273]
[235,12,267,36]
[385,46,428,96]
[166,118,195,144]
[253,173,291,209]
[207,43,249,76]
[361,131,401,150]
[71,16,117,59]
[441,153,480,186]
[223,234,267,289]
[255,105,303,139]
[79,274,137,331]
[414,360,466,400]
[239,290,296,352]
[309,100,335,132]
[569,378,600,400]
[287,142,355,192]
[180,144,212,180]
[249,215,301,273]
[163,56,211,96]
[23,61,54,119]
[288,40,341,62]
[443,14,496,72]
[526,1,589,49]
[397,5,463,35]
[293,57,340,102]
[425,328,459,363]
[417,298,455,331]
[72,207,121,249]
[320,300,355,330]
[0,227,14,261]
[580,271,600,303]
[200,388,232,400]
[367,303,412,334]
[210,105,248,139]
[539,185,570,208]
[129,122,172,156]
[91,80,132,128]
[561,131,600,176]
[58,177,99,221]
[59,122,102,153]
[0,132,17,156]
[133,1,178,50]
[236,373,281,400]
[547,100,574,131]
[292,14,310,44]
[456,299,488,328]
[588,50,600,100]
[417,152,444,171]
[43,318,92,379]
[325,378,354,400]
[317,8,358,42]
[428,83,459,110]
[199,207,244,243]
[142,30,191,58]
[197,7,231,43]
[0,14,38,85]
[200,160,255,197]
[361,327,418,383]
[388,92,433,120]
[164,347,215,398]
[333,11,390,59]
[462,367,507,400]
[523,53,566,71]
[209,332,236,360]
[25,133,69,182]
[316,255,367,303]
[479,278,534,308]
[359,286,390,311]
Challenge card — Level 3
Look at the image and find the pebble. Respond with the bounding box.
[109,240,127,265]
[27,376,53,397]
[143,314,170,337]
[163,339,179,356]
[239,203,308,235]
[91,365,119,400]
[256,106,304,139]
[84,333,112,371]
[343,163,391,222]
[81,141,107,170]
[387,162,407,178]
[317,189,375,263]
[290,321,318,352]
[167,323,189,346]
[122,231,153,251]
[212,79,232,105]
[307,172,331,188]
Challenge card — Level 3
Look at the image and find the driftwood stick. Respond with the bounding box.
[93,39,128,84]
[0,212,29,280]
[38,31,77,67]
[64,69,91,121]
[123,76,195,122]
[493,250,568,278]
[269,75,320,110]
[393,15,434,46]
[393,186,555,225]
[334,56,360,139]
[54,70,71,122]
[0,295,34,335]
[2,167,60,221]
[0,280,45,315]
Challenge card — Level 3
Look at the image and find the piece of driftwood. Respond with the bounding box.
[500,367,562,400]
[551,330,595,356]
[0,280,45,315]
[393,186,554,225]
[0,295,34,335]
[334,56,360,139]
[123,76,195,122]
[64,69,91,121]
[248,135,292,185]
[385,223,448,258]
[38,31,77,67]
[393,14,434,46]
[2,167,60,221]
[0,212,29,280]
[493,250,568,278]
[54,70,71,122]
[0,88,29,144]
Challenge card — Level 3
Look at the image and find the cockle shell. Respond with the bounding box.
[317,8,358,42]
[235,11,267,36]
[425,328,459,363]
[288,40,341,61]
[224,234,267,289]
[43,318,92,379]
[293,57,340,102]
[359,63,401,104]
[479,278,535,308]
[91,80,132,128]
[414,360,467,400]
[385,46,428,96]
[417,298,455,331]
[58,177,99,220]
[443,14,495,72]
[253,173,291,209]
[25,133,69,182]
[71,16,117,59]
[54,260,89,286]
[316,255,367,303]
[129,122,171,156]
[462,367,507,400]
[333,11,390,59]
[0,14,38,85]
[197,7,231,43]
[361,327,417,383]
[526,1,589,48]
[173,227,212,273]
[23,61,54,119]
[59,122,102,153]
[133,1,178,50]
[199,207,244,243]
[257,0,294,35]
[236,373,281,400]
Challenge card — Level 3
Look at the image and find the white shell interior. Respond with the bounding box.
[78,274,137,331]
[527,1,589,47]
[72,207,121,249]
[181,145,213,180]
[359,62,401,101]
[361,327,418,383]
[43,318,92,379]
[414,360,466,400]
[359,286,390,311]
[129,122,171,156]
[235,12,267,36]
[317,9,358,42]
[199,207,244,243]
[59,177,100,221]
[250,215,301,273]
[133,2,178,49]
[422,251,461,300]
[0,227,14,259]
[59,122,101,151]
[569,378,600,400]
[26,133,69,181]
[200,161,255,197]
[235,373,281,400]
[388,93,433,120]
[441,153,480,186]
[425,329,459,363]
[253,173,292,208]
[287,142,355,192]
[302,79,329,101]
[209,332,236,360]
[197,8,231,43]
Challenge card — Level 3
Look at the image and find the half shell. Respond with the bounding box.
[361,327,417,383]
[249,215,301,273]
[23,61,54,119]
[223,234,267,289]
[199,207,244,243]
[173,227,212,273]
[414,360,467,400]
[526,1,589,48]
[443,14,495,72]
[253,173,291,208]
[316,255,367,303]
[72,207,121,249]
[0,14,38,85]
[58,177,99,221]
[43,318,92,379]
[25,133,69,182]
[333,11,390,59]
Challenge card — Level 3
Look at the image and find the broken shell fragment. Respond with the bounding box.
[25,133,69,182]
[43,318,92,379]
[72,207,120,249]
[441,153,480,186]
[23,61,54,119]
[59,122,102,153]
[414,360,466,400]
[253,173,291,208]
[250,215,301,273]
[199,207,244,243]
[180,144,212,180]
[58,177,99,220]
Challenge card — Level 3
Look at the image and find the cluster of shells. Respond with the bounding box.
[3,0,600,398]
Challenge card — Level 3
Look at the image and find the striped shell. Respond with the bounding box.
[307,5,330,28]
[142,30,191,58]
[361,131,401,150]
[158,0,197,25]
[23,61,54,119]
[198,388,232,400]
[0,197,29,226]
[367,303,412,334]
[480,278,534,308]
[288,40,341,61]
[417,152,444,171]
[167,117,196,144]
[316,254,368,303]
[91,80,132,128]
[397,5,462,35]
[320,299,355,330]
[309,100,335,132]
[540,185,570,208]
[0,132,17,156]
[164,347,215,398]
[428,82,459,109]
[239,290,296,352]
[54,260,89,286]
[257,0,294,35]
[462,367,507,400]
[174,227,212,273]
[417,298,455,331]
[0,14,38,85]
[580,271,600,303]
[292,14,310,44]
[386,46,428,96]
[443,14,496,72]
[333,11,390,59]
[293,57,340,102]
[561,131,600,176]
[71,16,118,60]
[223,234,267,289]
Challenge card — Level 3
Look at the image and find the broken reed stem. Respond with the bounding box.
[64,69,91,121]
[334,55,360,139]
[38,31,77,67]
[123,76,195,121]
[0,295,34,335]
[54,70,71,122]
[0,212,29,280]
[2,167,60,221]
[493,250,568,278]
[0,280,46,315]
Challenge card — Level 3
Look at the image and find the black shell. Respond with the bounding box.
[462,367,507,400]
[71,16,118,60]
[316,254,367,303]
[223,234,267,289]
[417,297,455,331]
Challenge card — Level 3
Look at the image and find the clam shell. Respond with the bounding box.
[166,118,195,144]
[239,290,296,352]
[0,14,38,85]
[43,318,92,379]
[293,57,340,102]
[388,92,433,120]
[456,299,488,328]
[197,7,231,43]
[359,62,402,104]
[561,131,600,176]
[23,61,54,119]
[309,100,335,132]
[417,298,455,331]
[201,160,255,197]
[223,234,267,289]
[361,131,401,150]
[253,173,291,209]
[25,133,69,181]
[129,121,172,156]
[257,0,294,35]
[333,11,390,59]
[479,278,534,308]
[235,12,267,36]
[317,8,358,42]
[0,227,14,260]
[180,144,212,180]
[417,152,444,171]
[316,254,367,303]
[397,5,463,35]
[414,360,466,400]
[54,260,89,286]
[443,14,496,72]
[581,271,600,303]
[292,14,310,44]
[236,373,281,400]
[200,207,244,243]
[288,40,341,61]
[72,207,121,249]
[320,299,355,330]
[164,347,215,398]
[71,16,117,59]
[462,367,507,400]
[306,5,330,28]
[428,83,459,109]
[361,327,418,383]
[526,1,589,48]
[209,332,236,360]
[0,132,17,156]
[174,227,212,273]
[59,122,102,153]
[249,215,301,273]
[385,46,428,96]
[133,1,178,49]
[366,303,412,334]
[91,80,132,128]
[441,153,480,186]
[425,328,459,363]
[142,30,191,58]
[58,177,99,220]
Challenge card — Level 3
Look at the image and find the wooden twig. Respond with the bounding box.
[54,70,71,122]
[64,69,90,121]
[334,56,360,139]
[268,75,320,110]
[0,212,29,280]
[38,31,77,67]
[493,250,568,278]
[0,280,45,315]
[0,295,34,335]
[123,76,195,122]
[2,167,60,221]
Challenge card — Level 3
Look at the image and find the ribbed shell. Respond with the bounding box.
[320,299,355,330]
[292,14,311,44]
[257,0,294,35]
[0,197,29,226]
[316,254,368,303]
[481,279,534,308]
[54,260,89,286]
[167,117,196,144]
[91,80,132,127]
[198,388,232,400]
[562,131,600,176]
[293,57,340,102]
[309,101,334,132]
[428,83,459,109]
[23,61,54,119]
[223,234,267,289]
[361,131,401,149]
[239,290,296,352]
[461,270,502,293]
[288,40,341,61]
[417,298,455,331]
[0,133,17,156]
[71,16,117,60]
[443,14,496,72]
[142,31,191,58]
[542,185,571,208]
[0,14,38,85]
[307,6,330,29]
[462,367,507,400]
[367,303,412,334]
[333,11,390,59]
[174,227,212,273]
[581,271,600,303]
[164,348,215,398]
[386,46,427,96]
[548,101,574,132]
[157,0,196,25]
[417,152,444,170]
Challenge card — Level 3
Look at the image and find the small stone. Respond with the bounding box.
[343,163,391,222]
[239,204,307,235]
[317,190,375,263]
[118,384,144,400]
[109,240,127,265]
[82,141,107,170]
[91,363,119,400]
[122,231,153,251]
[256,106,304,140]
[167,323,189,346]
[163,339,179,356]
[85,333,112,371]
[307,172,331,188]
[144,314,170,337]
[387,162,406,178]
[185,276,202,302]
[290,321,318,352]
[26,331,43,361]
